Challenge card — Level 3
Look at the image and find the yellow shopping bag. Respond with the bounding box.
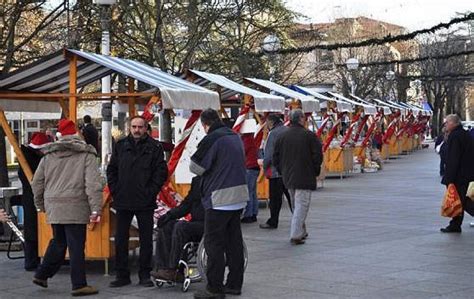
[441,184,463,218]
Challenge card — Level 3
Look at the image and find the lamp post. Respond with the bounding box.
[262,34,281,81]
[93,0,116,173]
[345,58,359,95]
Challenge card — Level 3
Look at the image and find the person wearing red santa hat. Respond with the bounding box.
[17,132,51,271]
[31,119,102,296]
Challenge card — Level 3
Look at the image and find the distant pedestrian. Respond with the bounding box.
[259,113,290,230]
[273,109,323,245]
[18,132,50,271]
[190,108,248,299]
[107,115,168,288]
[240,119,260,224]
[440,114,474,233]
[435,127,448,177]
[81,115,99,153]
[31,119,102,296]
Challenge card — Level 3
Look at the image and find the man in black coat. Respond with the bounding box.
[440,114,474,233]
[81,115,99,153]
[150,176,204,282]
[18,132,50,271]
[107,116,168,287]
[273,109,323,245]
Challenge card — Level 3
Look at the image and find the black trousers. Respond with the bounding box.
[21,193,40,270]
[35,224,87,290]
[204,209,244,293]
[114,209,154,280]
[155,220,204,270]
[449,183,472,228]
[266,177,291,227]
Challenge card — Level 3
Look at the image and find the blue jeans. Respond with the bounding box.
[244,169,260,218]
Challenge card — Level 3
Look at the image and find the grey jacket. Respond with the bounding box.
[263,123,288,179]
[32,135,103,224]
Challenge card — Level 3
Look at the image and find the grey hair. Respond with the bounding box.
[289,109,305,125]
[445,114,461,125]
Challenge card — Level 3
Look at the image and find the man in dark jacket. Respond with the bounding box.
[259,113,290,229]
[274,109,323,245]
[107,115,168,287]
[150,176,204,282]
[81,115,99,153]
[440,114,474,233]
[190,108,248,299]
[18,132,50,271]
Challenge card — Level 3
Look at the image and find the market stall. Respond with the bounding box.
[0,49,219,272]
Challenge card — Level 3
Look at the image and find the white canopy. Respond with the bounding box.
[245,78,320,112]
[189,69,285,112]
[295,86,353,113]
[328,92,377,115]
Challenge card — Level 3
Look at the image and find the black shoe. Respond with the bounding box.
[259,223,277,229]
[32,277,48,288]
[290,238,305,245]
[138,279,154,287]
[440,226,462,233]
[241,217,254,223]
[224,286,241,295]
[251,216,257,222]
[194,289,226,299]
[109,278,131,288]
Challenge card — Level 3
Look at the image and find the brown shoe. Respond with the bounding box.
[71,286,99,297]
[290,238,305,245]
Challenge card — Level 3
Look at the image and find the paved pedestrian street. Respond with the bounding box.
[1,145,473,298]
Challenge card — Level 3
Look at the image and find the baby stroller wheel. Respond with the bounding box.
[182,278,191,292]
[155,281,164,288]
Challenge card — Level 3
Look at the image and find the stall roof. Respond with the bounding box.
[0,49,220,111]
[188,69,285,112]
[245,78,320,112]
[328,92,377,115]
[292,85,353,112]
[350,94,392,115]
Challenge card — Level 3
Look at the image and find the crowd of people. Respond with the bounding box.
[3,109,472,298]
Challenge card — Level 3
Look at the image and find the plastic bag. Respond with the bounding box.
[467,181,474,200]
[441,184,463,218]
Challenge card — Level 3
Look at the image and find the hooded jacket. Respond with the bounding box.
[31,135,103,224]
[190,122,248,210]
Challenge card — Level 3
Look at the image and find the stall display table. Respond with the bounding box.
[325,147,354,178]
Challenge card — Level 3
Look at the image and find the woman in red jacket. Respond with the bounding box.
[240,120,260,223]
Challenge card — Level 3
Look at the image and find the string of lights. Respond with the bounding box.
[255,12,474,56]
[334,49,474,67]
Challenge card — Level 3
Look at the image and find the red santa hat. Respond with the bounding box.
[28,132,51,149]
[57,119,77,136]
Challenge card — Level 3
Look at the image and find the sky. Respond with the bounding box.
[284,0,473,31]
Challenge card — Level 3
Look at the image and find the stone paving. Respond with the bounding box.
[1,144,474,298]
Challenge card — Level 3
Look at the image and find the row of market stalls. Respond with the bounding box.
[0,49,432,269]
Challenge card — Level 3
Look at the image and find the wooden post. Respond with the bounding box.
[58,99,69,119]
[128,78,136,117]
[68,55,78,122]
[0,109,33,182]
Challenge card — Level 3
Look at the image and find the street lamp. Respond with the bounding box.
[262,34,281,81]
[345,58,359,95]
[94,0,117,173]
